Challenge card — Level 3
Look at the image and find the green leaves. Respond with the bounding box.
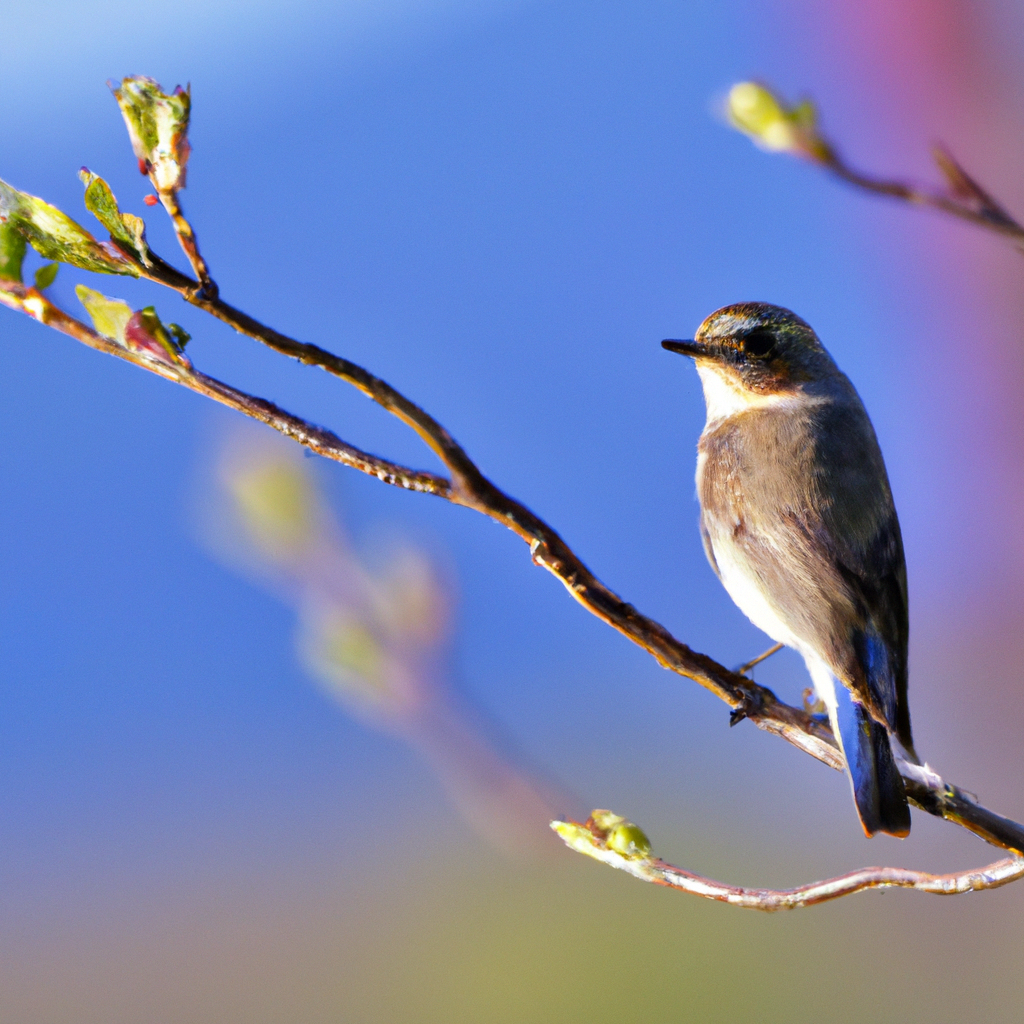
[726,82,833,163]
[0,171,152,288]
[80,169,151,265]
[76,285,191,369]
[76,285,133,343]
[34,263,58,290]
[0,177,138,276]
[112,76,191,194]
[0,221,26,282]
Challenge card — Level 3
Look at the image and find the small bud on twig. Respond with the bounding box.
[111,77,216,294]
[552,810,1024,910]
[112,77,191,195]
[726,82,833,163]
[75,284,190,369]
[125,306,192,368]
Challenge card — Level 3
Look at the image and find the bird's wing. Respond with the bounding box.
[821,492,913,756]
[699,517,722,580]
[699,397,912,751]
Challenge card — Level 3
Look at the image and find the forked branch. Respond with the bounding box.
[0,281,448,495]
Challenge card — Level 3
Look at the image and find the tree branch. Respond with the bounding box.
[822,144,1024,250]
[137,257,853,757]
[0,279,449,496]
[136,233,1024,858]
[552,811,1024,911]
[725,81,1024,251]
[8,260,1023,860]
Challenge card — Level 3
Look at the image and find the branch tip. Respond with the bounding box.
[726,80,1024,249]
[552,810,1024,910]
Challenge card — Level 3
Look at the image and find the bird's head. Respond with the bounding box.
[663,303,839,412]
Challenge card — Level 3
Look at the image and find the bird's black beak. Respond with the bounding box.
[661,339,705,358]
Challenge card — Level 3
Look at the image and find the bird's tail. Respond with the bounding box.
[833,688,911,838]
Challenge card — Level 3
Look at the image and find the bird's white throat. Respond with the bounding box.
[695,363,796,425]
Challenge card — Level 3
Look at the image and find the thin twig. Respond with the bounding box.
[552,811,1024,911]
[824,151,1024,250]
[728,84,1024,250]
[159,190,217,298]
[0,280,448,495]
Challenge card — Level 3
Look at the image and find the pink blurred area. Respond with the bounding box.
[798,0,1024,790]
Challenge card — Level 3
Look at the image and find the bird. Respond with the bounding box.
[663,302,915,838]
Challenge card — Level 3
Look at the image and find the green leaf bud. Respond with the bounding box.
[0,221,26,282]
[76,285,133,343]
[113,77,191,194]
[605,821,652,859]
[726,82,832,163]
[125,305,191,367]
[33,262,58,290]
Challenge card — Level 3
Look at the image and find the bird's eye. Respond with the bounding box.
[743,329,777,359]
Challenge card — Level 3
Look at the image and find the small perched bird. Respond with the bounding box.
[664,303,915,838]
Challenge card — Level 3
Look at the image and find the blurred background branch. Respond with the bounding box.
[202,428,562,858]
[726,80,1024,251]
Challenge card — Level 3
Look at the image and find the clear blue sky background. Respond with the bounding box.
[1,1,1023,1020]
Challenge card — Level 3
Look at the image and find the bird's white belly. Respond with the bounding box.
[709,534,806,657]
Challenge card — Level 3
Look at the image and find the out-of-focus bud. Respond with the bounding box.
[208,432,561,856]
[76,284,133,343]
[226,456,320,564]
[726,82,832,163]
[301,609,423,721]
[371,549,448,648]
[113,76,192,194]
[124,306,192,368]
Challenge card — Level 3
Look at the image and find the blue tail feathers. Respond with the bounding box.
[834,687,911,838]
